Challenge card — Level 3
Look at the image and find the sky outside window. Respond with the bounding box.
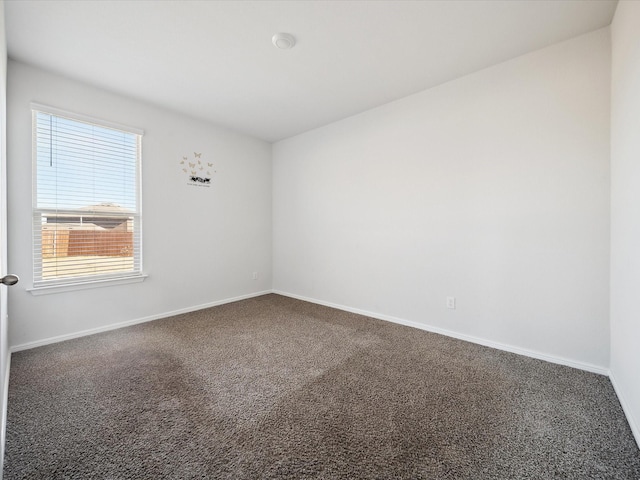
[35,112,138,212]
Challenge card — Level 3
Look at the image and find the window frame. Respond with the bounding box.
[28,103,146,295]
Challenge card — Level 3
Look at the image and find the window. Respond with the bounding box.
[32,104,143,291]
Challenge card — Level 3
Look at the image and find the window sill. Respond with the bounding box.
[27,274,148,296]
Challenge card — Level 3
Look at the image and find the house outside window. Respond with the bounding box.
[31,105,143,291]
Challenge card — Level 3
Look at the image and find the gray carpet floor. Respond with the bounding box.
[4,294,640,479]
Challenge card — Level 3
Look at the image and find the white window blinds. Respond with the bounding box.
[32,105,143,288]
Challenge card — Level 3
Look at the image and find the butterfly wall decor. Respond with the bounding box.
[178,151,215,188]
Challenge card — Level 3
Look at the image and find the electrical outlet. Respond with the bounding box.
[252,272,258,280]
[446,296,456,310]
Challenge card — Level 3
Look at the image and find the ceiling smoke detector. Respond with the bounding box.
[272,33,296,50]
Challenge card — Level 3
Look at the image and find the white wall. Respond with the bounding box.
[0,0,8,472]
[273,28,611,370]
[610,0,640,447]
[7,61,272,348]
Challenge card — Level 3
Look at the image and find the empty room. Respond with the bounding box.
[0,0,639,478]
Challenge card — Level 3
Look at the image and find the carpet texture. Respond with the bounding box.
[4,294,640,479]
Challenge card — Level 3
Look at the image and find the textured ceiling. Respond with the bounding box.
[5,0,617,142]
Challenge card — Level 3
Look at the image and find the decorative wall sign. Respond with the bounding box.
[179,152,216,188]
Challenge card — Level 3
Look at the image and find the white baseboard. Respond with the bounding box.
[609,371,640,450]
[272,290,609,376]
[9,290,272,353]
[11,287,612,375]
[1,350,11,480]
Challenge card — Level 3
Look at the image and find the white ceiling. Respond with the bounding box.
[5,0,617,143]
